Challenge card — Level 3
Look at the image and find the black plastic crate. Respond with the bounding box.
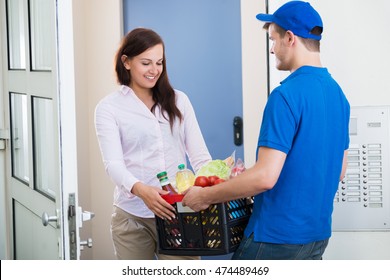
[156,195,253,256]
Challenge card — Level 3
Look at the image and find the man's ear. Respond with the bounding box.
[285,30,296,45]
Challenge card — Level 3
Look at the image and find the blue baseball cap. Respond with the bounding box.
[256,1,323,40]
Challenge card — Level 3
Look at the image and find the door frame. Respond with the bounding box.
[0,7,9,257]
[56,0,81,260]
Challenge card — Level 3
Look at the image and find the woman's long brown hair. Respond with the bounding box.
[115,28,182,129]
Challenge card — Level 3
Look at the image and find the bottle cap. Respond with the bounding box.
[178,164,185,170]
[156,171,167,179]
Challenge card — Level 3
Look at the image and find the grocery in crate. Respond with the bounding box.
[155,156,252,256]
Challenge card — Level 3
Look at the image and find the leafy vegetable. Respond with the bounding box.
[196,160,231,179]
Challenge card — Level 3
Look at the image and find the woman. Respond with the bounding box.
[95,28,211,260]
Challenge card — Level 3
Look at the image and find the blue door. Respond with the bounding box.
[123,0,244,163]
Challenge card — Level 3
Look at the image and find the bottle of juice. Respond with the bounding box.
[175,164,195,193]
[156,171,177,194]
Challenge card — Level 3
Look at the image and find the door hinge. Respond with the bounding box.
[0,129,9,150]
[0,129,10,140]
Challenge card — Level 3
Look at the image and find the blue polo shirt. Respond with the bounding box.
[245,66,350,244]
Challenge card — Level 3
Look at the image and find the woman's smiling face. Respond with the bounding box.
[124,43,164,92]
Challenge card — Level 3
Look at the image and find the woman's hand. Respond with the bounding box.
[132,182,176,220]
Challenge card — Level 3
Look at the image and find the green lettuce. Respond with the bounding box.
[196,160,231,179]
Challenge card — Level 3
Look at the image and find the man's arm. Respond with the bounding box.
[182,147,287,211]
[339,150,348,181]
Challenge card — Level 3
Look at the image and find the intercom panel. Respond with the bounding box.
[332,106,390,231]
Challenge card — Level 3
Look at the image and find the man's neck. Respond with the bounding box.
[290,51,322,72]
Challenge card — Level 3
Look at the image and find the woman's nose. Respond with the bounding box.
[149,64,158,73]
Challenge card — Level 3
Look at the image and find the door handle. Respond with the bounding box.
[80,238,93,250]
[233,116,243,146]
[81,210,95,222]
[42,210,60,228]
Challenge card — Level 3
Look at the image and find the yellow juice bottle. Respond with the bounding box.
[175,164,195,193]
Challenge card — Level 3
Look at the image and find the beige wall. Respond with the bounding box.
[74,0,122,260]
[241,1,268,166]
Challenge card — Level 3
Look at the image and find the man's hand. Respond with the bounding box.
[182,186,211,212]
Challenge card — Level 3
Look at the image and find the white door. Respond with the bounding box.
[0,0,87,259]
